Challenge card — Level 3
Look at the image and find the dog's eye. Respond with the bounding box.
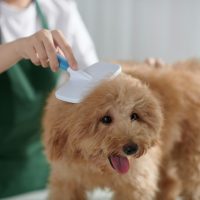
[101,115,112,125]
[130,113,139,121]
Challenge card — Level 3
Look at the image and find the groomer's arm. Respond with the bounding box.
[0,29,77,74]
[0,40,22,73]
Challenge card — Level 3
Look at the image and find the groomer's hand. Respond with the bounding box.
[15,29,78,72]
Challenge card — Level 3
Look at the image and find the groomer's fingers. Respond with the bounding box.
[33,29,57,70]
[41,31,59,72]
[20,37,41,65]
[33,38,49,67]
[29,47,42,66]
[20,29,77,71]
[51,29,78,70]
[27,46,41,66]
[145,58,165,68]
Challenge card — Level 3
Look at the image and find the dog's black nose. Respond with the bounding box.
[123,143,138,155]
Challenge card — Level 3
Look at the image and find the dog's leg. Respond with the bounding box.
[156,160,181,200]
[48,182,86,200]
[48,169,87,200]
[112,187,157,200]
[48,181,86,200]
[173,121,200,200]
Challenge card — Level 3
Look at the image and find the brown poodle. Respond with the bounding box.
[43,59,200,200]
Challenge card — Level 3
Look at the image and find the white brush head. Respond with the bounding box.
[55,62,121,103]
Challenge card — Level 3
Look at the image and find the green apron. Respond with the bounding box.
[0,1,59,197]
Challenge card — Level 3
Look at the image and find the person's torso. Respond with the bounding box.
[0,1,59,197]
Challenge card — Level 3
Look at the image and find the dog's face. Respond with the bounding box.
[44,74,163,174]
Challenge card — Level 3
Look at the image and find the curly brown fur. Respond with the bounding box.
[43,59,200,200]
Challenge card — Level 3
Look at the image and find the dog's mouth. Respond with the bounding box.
[108,155,129,174]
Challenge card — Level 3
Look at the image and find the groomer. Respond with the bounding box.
[0,0,97,197]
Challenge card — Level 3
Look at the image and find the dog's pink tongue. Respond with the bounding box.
[110,155,129,174]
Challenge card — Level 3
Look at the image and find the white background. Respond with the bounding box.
[76,0,200,63]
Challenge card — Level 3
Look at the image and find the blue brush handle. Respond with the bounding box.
[57,54,70,70]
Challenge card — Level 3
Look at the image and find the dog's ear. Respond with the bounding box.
[42,97,69,161]
[43,127,68,161]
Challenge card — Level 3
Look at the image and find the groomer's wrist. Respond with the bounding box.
[12,38,25,61]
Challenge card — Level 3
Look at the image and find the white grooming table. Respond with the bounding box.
[2,189,113,200]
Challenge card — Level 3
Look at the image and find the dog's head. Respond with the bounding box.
[43,73,163,174]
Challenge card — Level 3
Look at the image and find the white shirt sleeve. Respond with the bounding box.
[65,1,99,68]
[39,0,98,68]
